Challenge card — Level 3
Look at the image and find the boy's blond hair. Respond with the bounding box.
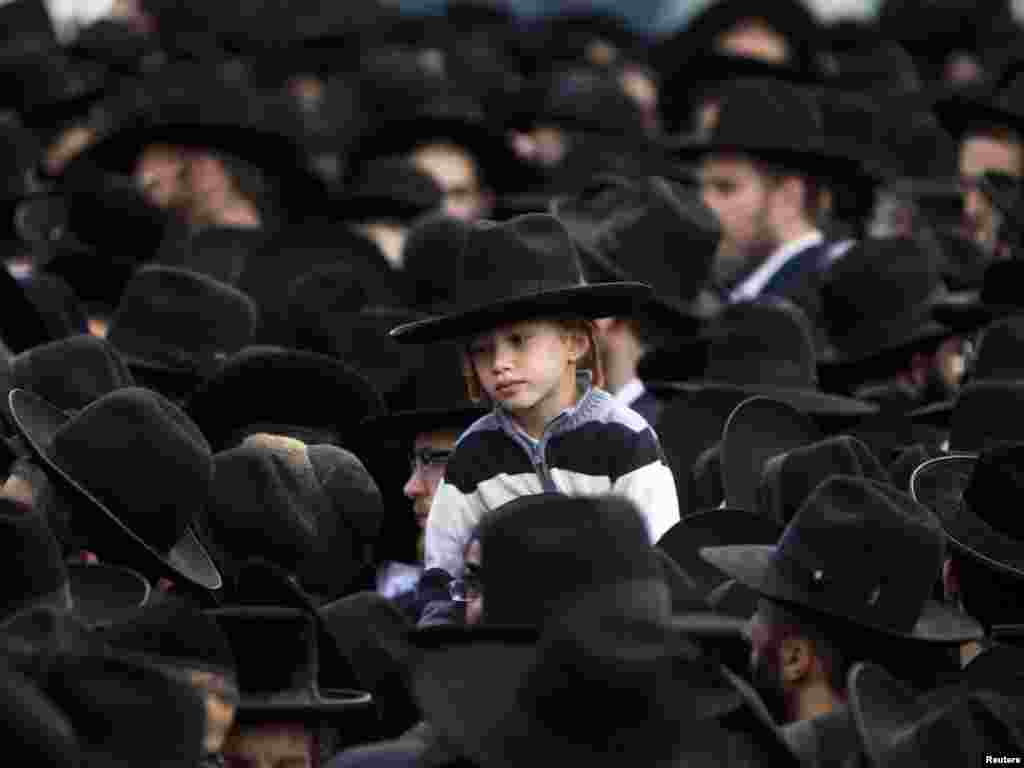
[461,316,605,403]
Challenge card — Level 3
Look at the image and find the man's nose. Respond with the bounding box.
[403,468,426,499]
[491,341,514,372]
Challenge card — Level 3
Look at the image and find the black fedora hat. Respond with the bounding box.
[649,299,877,417]
[107,265,260,380]
[361,343,487,441]
[389,214,652,344]
[672,77,866,182]
[100,598,236,679]
[720,396,822,515]
[0,657,77,768]
[947,380,1024,452]
[552,174,720,338]
[934,72,1024,140]
[819,238,955,382]
[932,260,1024,334]
[0,334,134,417]
[658,508,783,603]
[911,445,1024,579]
[400,211,473,313]
[334,156,443,224]
[409,583,800,768]
[34,651,208,768]
[0,498,152,629]
[185,346,385,452]
[758,433,891,524]
[849,662,1024,768]
[206,438,383,600]
[8,386,222,591]
[701,475,983,642]
[910,316,1024,429]
[208,605,373,723]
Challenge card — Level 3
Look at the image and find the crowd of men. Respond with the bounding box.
[3,0,1024,765]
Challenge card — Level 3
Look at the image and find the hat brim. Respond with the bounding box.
[409,624,769,768]
[654,381,877,417]
[361,406,487,440]
[657,508,783,597]
[234,689,374,723]
[389,282,653,344]
[818,321,955,376]
[928,291,1014,334]
[699,544,983,642]
[8,388,223,592]
[911,454,1024,579]
[66,563,152,627]
[673,140,874,185]
[933,93,1024,141]
[907,398,954,428]
[721,397,821,514]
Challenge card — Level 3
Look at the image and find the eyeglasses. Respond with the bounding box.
[409,448,453,474]
[448,565,483,602]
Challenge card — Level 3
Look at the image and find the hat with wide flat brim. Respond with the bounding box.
[911,449,1024,579]
[410,591,799,768]
[209,605,373,723]
[650,300,877,418]
[389,214,652,344]
[658,508,782,600]
[720,396,822,514]
[701,475,983,643]
[931,260,1024,334]
[849,662,1024,768]
[8,387,222,592]
[66,563,152,628]
[933,73,1024,140]
[671,77,869,183]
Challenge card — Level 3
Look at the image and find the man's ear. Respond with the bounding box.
[779,634,814,685]
[566,327,591,364]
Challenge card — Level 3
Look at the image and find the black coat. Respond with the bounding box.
[781,706,868,768]
[960,643,1024,699]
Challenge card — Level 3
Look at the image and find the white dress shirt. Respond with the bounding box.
[729,230,824,302]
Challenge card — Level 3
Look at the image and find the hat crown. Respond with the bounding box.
[963,444,1024,544]
[704,77,825,155]
[558,175,720,303]
[971,317,1024,381]
[108,266,259,373]
[774,476,944,634]
[481,495,662,627]
[977,261,1024,308]
[0,505,66,622]
[450,214,585,313]
[950,381,1024,451]
[761,435,888,525]
[12,335,133,411]
[403,213,473,313]
[704,300,817,387]
[51,387,213,553]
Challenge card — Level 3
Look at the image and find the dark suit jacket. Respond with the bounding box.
[758,241,833,332]
[781,706,867,768]
[961,643,1024,699]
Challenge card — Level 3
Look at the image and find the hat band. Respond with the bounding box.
[455,277,588,311]
[771,542,918,634]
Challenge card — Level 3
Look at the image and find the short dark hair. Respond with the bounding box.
[754,159,825,223]
[954,549,1024,633]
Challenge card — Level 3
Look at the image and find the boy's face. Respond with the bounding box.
[467,320,585,433]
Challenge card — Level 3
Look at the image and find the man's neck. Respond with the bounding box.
[791,683,845,723]
[961,640,985,668]
[603,348,642,397]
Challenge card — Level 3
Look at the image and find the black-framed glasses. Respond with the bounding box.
[409,448,453,473]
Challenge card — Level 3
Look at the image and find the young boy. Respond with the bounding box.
[390,213,680,577]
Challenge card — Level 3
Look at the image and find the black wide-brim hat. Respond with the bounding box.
[911,453,1024,579]
[657,508,783,599]
[932,74,1024,140]
[389,214,653,344]
[66,562,152,628]
[720,396,822,514]
[361,405,487,442]
[700,476,982,643]
[930,260,1024,334]
[700,543,980,642]
[7,388,222,592]
[410,614,799,768]
[653,379,877,419]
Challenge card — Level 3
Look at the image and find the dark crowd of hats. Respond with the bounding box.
[5,0,1024,766]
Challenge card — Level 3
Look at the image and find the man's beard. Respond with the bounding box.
[713,220,778,290]
[750,653,789,725]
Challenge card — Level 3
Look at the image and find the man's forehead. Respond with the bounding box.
[411,141,481,181]
[698,154,760,182]
[960,132,1024,177]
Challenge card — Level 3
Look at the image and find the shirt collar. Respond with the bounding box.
[613,378,646,408]
[730,230,824,302]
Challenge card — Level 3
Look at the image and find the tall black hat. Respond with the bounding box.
[389,214,651,344]
[702,475,983,642]
[553,174,720,338]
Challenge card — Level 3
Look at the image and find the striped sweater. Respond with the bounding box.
[424,381,680,576]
